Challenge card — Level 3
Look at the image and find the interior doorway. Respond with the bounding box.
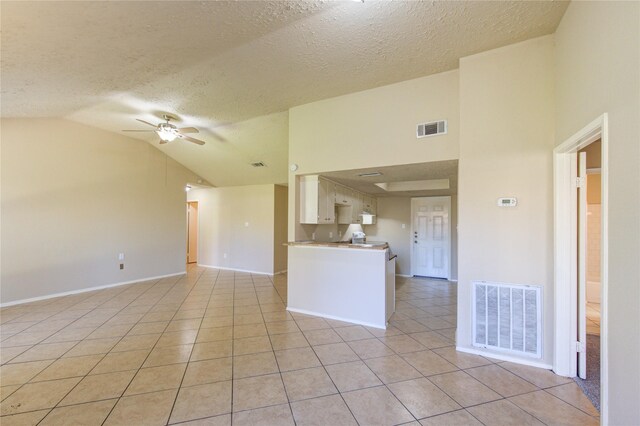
[187,201,198,264]
[411,196,451,279]
[553,114,608,418]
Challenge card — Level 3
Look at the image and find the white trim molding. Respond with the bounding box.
[553,113,609,423]
[286,306,385,330]
[0,272,186,308]
[197,264,274,276]
[457,346,553,370]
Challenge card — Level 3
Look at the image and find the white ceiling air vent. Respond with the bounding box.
[250,161,266,167]
[417,120,447,138]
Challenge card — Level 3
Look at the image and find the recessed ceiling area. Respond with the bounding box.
[1,1,568,187]
[321,160,458,198]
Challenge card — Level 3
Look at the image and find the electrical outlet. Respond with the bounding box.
[401,224,406,229]
[223,253,227,259]
[312,232,316,240]
[329,232,333,239]
[119,263,124,270]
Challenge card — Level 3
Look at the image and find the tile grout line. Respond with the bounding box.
[2,277,172,423]
[2,280,167,421]
[96,272,201,426]
[165,266,213,425]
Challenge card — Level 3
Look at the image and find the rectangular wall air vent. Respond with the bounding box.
[417,120,447,138]
[472,281,542,358]
[250,161,266,167]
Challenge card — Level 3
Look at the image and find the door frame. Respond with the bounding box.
[553,114,608,420]
[410,196,452,280]
[186,201,199,264]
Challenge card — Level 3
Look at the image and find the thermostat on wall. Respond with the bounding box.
[497,197,517,207]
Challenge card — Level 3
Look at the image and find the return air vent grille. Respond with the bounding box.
[417,120,447,138]
[472,281,542,358]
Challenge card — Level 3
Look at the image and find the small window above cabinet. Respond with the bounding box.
[299,175,335,224]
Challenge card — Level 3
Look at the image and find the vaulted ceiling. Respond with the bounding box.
[1,1,569,186]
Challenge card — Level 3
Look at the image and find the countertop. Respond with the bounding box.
[287,241,389,250]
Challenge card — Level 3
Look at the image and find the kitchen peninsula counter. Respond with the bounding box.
[286,241,389,250]
[287,241,395,329]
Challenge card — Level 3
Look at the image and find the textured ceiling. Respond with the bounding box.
[1,1,568,186]
[322,160,459,198]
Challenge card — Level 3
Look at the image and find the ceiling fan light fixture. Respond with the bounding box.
[156,128,178,142]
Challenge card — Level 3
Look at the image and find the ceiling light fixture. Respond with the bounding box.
[156,124,179,142]
[185,185,192,192]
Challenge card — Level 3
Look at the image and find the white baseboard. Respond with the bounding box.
[287,306,386,330]
[0,272,186,308]
[396,274,412,278]
[456,346,553,369]
[197,264,273,276]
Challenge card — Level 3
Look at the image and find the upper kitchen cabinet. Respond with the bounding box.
[335,185,351,206]
[300,175,377,225]
[362,195,377,224]
[351,192,363,224]
[300,175,335,224]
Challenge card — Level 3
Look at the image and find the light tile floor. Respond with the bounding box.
[0,266,599,425]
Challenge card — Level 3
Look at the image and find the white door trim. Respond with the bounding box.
[553,113,608,423]
[410,196,452,280]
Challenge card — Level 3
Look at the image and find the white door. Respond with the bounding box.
[577,152,588,379]
[412,197,451,279]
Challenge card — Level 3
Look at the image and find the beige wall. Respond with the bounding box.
[273,185,288,273]
[288,69,460,241]
[187,185,276,274]
[586,204,601,285]
[457,36,556,364]
[1,118,199,305]
[555,2,640,423]
[366,198,412,275]
[586,174,601,205]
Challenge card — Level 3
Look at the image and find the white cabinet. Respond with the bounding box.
[351,192,363,224]
[362,196,377,225]
[300,175,376,225]
[317,179,336,224]
[335,185,350,205]
[299,175,335,224]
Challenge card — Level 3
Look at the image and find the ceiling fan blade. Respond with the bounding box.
[135,119,158,128]
[180,135,206,145]
[178,127,199,134]
[122,129,156,132]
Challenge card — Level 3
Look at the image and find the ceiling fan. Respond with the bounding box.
[122,114,206,145]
